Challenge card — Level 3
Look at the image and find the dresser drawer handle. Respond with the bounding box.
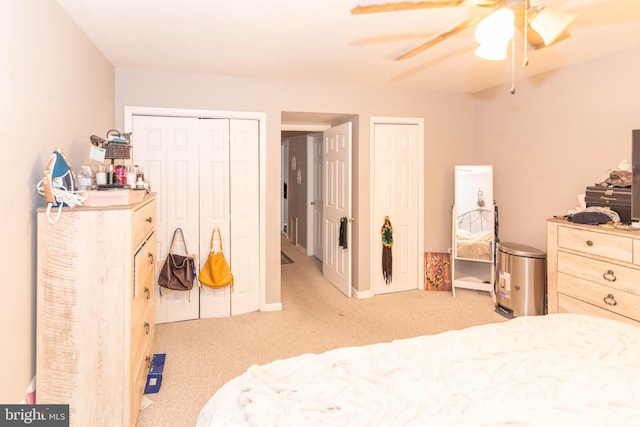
[148,252,154,264]
[144,287,150,300]
[603,293,617,306]
[146,216,153,223]
[586,240,593,246]
[602,270,617,282]
[144,322,150,335]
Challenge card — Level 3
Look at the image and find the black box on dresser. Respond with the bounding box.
[585,186,631,223]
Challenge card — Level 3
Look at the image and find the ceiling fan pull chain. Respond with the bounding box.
[510,35,516,95]
[523,0,529,67]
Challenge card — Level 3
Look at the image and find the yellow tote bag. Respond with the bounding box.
[199,227,234,290]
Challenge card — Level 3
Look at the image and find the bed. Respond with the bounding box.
[455,228,493,260]
[196,314,640,426]
[455,208,494,261]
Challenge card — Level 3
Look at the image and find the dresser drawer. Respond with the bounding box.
[634,239,640,265]
[131,303,155,372]
[133,198,156,245]
[557,271,640,320]
[557,225,632,263]
[131,336,154,427]
[132,232,156,321]
[557,251,640,295]
[557,293,640,327]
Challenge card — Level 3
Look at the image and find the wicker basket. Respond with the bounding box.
[104,129,131,159]
[105,144,131,160]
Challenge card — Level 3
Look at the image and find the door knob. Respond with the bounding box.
[349,217,356,223]
[310,201,315,205]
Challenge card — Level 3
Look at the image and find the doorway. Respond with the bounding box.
[281,111,355,294]
[281,142,288,238]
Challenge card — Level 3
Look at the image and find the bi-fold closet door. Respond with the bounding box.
[132,115,259,323]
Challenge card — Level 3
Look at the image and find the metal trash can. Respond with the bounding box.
[495,242,546,318]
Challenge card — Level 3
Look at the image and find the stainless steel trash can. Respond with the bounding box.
[495,242,546,318]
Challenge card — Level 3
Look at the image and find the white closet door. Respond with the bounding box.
[134,115,260,321]
[132,115,201,323]
[198,118,260,317]
[198,119,232,317]
[228,119,260,316]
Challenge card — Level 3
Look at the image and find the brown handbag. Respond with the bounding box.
[158,228,196,294]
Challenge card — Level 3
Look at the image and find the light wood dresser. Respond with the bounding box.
[37,194,157,426]
[547,218,640,326]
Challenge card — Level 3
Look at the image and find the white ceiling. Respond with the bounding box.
[56,0,640,94]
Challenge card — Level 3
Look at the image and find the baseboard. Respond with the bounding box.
[261,302,283,312]
[352,288,374,299]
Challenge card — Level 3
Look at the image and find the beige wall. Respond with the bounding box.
[474,46,640,252]
[11,0,638,405]
[114,70,476,303]
[1,1,114,402]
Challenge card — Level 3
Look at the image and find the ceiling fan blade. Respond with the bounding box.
[394,11,493,61]
[350,0,498,15]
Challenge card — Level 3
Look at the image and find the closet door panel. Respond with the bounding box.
[230,119,260,315]
[132,116,201,323]
[199,119,232,318]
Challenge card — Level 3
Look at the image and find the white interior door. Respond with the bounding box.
[372,122,421,295]
[309,134,323,260]
[322,122,352,297]
[132,115,201,323]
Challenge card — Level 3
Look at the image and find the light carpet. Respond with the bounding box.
[137,239,505,426]
[281,251,294,264]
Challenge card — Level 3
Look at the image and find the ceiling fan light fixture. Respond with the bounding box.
[475,42,510,61]
[528,6,577,46]
[474,8,514,60]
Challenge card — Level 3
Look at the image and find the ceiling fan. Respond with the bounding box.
[350,0,577,62]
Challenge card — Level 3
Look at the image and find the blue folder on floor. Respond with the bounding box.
[144,353,166,394]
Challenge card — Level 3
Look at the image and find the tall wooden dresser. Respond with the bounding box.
[547,218,640,326]
[37,194,157,426]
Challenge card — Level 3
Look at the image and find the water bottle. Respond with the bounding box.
[78,166,94,191]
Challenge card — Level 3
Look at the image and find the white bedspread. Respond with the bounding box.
[197,314,640,427]
[455,229,493,260]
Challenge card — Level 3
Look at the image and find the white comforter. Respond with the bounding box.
[197,314,640,427]
[455,229,493,260]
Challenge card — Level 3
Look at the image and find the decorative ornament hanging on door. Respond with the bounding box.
[477,188,485,207]
[381,216,393,285]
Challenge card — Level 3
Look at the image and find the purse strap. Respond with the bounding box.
[169,228,190,255]
[209,227,224,253]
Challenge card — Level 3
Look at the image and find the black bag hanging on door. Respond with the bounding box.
[339,217,348,248]
[158,228,196,294]
[381,216,393,285]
